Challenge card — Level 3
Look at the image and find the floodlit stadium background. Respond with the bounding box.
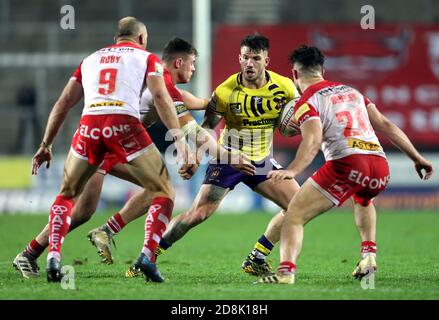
[0,0,438,214]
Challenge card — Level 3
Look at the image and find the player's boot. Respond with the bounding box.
[155,245,166,257]
[133,253,164,283]
[13,252,40,279]
[125,255,143,278]
[241,253,272,276]
[257,273,295,284]
[46,257,63,283]
[87,227,115,264]
[352,253,377,279]
[126,246,165,278]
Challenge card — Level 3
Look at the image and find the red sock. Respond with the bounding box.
[361,241,377,257]
[25,239,45,259]
[106,212,126,234]
[142,197,173,262]
[277,261,296,275]
[47,195,74,261]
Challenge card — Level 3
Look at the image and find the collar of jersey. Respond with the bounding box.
[237,70,272,89]
[110,41,145,50]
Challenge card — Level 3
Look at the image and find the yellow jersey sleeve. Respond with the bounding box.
[207,91,227,115]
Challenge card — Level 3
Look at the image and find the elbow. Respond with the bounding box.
[308,133,321,154]
[311,139,321,155]
[153,89,168,104]
[379,118,398,135]
[53,98,70,112]
[153,93,164,104]
[57,93,77,111]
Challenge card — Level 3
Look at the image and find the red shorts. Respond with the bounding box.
[71,114,153,167]
[97,153,120,175]
[310,154,390,207]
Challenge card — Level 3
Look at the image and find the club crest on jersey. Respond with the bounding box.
[230,103,242,114]
[274,97,287,110]
[155,62,164,76]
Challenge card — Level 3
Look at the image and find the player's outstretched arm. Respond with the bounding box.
[195,126,256,175]
[201,106,223,130]
[148,75,181,133]
[32,80,83,175]
[268,119,322,183]
[147,75,193,166]
[181,90,208,110]
[367,103,434,180]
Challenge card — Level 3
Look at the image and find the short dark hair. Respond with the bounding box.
[289,45,325,70]
[240,33,269,52]
[162,37,198,62]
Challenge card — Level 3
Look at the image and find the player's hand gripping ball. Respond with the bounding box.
[278,99,301,137]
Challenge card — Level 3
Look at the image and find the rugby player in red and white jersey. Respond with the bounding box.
[13,38,255,280]
[259,45,433,284]
[26,17,194,283]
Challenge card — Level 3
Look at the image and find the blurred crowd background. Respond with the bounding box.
[0,0,438,214]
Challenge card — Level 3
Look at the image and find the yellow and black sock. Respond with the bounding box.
[250,235,274,261]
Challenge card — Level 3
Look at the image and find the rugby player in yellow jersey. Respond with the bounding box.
[145,33,302,277]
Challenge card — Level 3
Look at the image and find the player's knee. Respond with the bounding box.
[76,211,93,225]
[154,184,175,201]
[74,201,97,221]
[59,184,80,199]
[163,182,175,200]
[151,178,175,200]
[284,210,306,226]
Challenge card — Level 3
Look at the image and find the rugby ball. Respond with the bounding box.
[278,99,300,137]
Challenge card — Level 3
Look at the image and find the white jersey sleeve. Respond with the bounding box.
[139,69,188,127]
[76,42,164,119]
[294,80,386,161]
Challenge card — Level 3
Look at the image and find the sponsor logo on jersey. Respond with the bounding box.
[294,103,310,122]
[230,103,242,114]
[242,118,277,126]
[88,101,125,108]
[174,102,188,115]
[348,139,382,152]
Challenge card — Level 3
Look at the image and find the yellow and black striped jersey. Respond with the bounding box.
[208,70,299,161]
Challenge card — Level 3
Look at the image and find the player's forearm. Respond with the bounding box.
[287,135,320,176]
[380,121,423,162]
[154,94,183,139]
[41,100,71,145]
[181,90,208,110]
[201,109,223,130]
[195,127,228,160]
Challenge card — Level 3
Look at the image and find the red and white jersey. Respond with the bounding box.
[140,69,188,126]
[293,80,386,161]
[71,41,164,119]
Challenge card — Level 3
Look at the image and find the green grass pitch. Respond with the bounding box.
[1,209,438,300]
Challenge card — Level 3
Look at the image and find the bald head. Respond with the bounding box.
[115,17,147,48]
